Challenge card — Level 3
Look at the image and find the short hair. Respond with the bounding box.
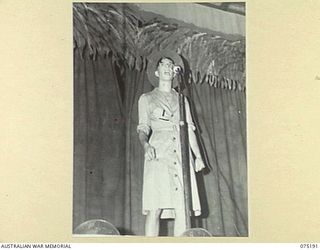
[155,57,175,70]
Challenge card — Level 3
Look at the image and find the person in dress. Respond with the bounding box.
[137,50,206,236]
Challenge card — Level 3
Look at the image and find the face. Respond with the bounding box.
[155,58,175,81]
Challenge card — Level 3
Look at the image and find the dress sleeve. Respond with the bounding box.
[137,94,151,135]
[185,97,196,131]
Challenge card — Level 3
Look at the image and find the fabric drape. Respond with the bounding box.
[189,83,247,236]
[73,49,247,236]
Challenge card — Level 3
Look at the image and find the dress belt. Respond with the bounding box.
[152,122,188,132]
[152,124,179,132]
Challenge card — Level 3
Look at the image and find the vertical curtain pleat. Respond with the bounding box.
[102,56,126,231]
[122,67,148,235]
[73,49,87,229]
[84,55,102,220]
[73,52,126,232]
[191,84,226,236]
[190,83,247,236]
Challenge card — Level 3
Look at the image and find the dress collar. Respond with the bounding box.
[151,88,179,113]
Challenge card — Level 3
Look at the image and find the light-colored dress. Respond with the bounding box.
[137,87,201,219]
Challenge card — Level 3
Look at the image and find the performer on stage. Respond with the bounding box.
[137,50,206,236]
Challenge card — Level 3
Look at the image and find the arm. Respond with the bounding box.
[137,94,156,161]
[185,98,205,172]
[138,130,156,161]
[188,128,205,172]
[188,128,202,160]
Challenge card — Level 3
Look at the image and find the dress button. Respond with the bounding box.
[174,174,178,177]
[174,162,177,165]
[173,137,176,140]
[171,114,174,117]
[175,188,178,191]
[173,149,176,153]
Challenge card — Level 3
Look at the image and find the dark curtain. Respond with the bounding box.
[73,49,127,233]
[73,48,247,236]
[189,83,247,236]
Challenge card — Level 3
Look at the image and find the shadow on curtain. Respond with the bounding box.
[73,48,247,236]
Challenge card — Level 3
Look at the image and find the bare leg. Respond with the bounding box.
[173,209,187,236]
[145,209,162,236]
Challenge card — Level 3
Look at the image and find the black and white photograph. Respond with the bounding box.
[3,0,320,245]
[72,2,247,237]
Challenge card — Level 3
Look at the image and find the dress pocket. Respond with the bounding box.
[151,107,172,122]
[150,107,163,120]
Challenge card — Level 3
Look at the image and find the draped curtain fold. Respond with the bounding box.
[189,83,247,236]
[73,48,247,236]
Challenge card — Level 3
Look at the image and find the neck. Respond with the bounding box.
[158,80,172,93]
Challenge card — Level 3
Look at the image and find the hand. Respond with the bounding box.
[195,158,206,172]
[144,143,156,161]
